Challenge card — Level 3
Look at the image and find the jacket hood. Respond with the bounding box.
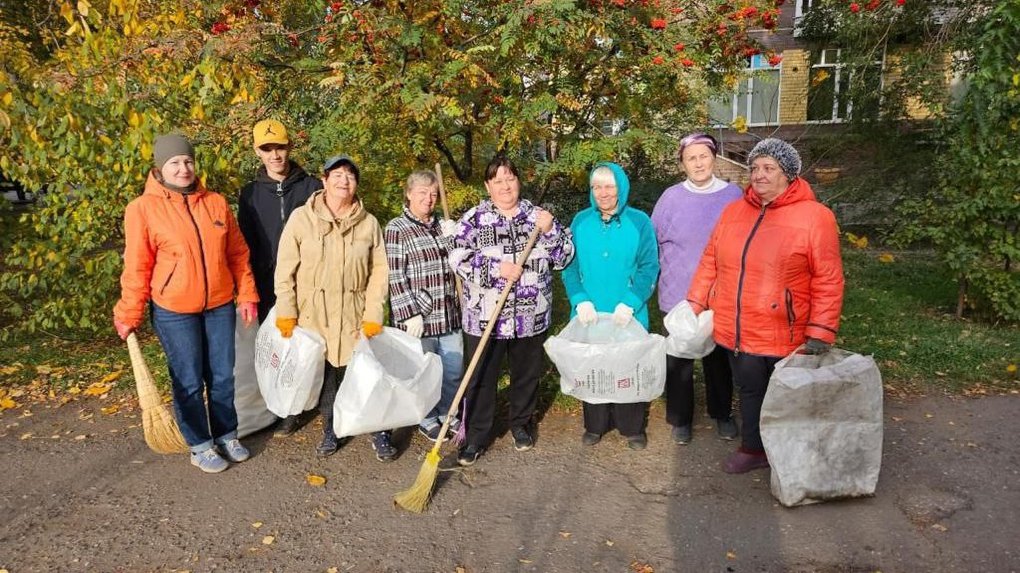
[743,176,816,209]
[589,161,630,216]
[255,161,312,189]
[308,190,367,234]
[143,171,207,199]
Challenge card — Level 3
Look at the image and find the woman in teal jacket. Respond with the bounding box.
[561,162,660,450]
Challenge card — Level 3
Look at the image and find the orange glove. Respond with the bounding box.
[362,321,383,338]
[276,316,297,338]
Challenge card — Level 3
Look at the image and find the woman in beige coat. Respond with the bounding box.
[274,155,391,459]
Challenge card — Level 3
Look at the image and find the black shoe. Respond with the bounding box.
[274,415,301,438]
[581,431,602,446]
[627,434,648,450]
[715,417,739,441]
[671,424,692,445]
[457,444,484,466]
[511,426,534,452]
[371,431,397,462]
[316,430,339,458]
[418,423,443,443]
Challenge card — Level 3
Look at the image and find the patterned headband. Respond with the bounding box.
[678,133,718,157]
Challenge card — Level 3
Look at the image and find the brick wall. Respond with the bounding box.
[779,49,810,125]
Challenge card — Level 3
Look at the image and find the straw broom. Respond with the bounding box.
[126,332,189,454]
[395,227,541,513]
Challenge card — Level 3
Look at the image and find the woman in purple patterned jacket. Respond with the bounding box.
[448,155,574,466]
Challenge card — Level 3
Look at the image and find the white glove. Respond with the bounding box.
[612,303,634,326]
[403,315,424,338]
[439,218,458,237]
[576,301,597,325]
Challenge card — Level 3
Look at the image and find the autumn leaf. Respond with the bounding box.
[726,550,738,560]
[630,561,655,573]
[845,232,869,249]
[878,253,895,263]
[306,474,327,486]
[100,405,120,415]
[97,370,123,385]
[1007,363,1017,374]
[262,535,275,545]
[252,521,263,529]
[83,381,114,396]
[558,531,571,538]
[0,396,18,410]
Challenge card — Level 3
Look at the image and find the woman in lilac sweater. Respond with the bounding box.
[651,133,743,445]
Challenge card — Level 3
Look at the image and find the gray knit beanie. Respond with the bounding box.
[153,134,195,168]
[747,138,801,180]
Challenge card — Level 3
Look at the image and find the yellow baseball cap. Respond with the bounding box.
[252,119,289,147]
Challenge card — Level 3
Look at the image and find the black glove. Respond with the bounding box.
[803,337,832,355]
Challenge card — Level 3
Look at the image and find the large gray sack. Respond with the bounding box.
[760,348,883,507]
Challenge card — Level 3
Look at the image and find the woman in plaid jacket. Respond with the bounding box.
[384,170,463,442]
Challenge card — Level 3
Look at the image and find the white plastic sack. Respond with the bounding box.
[761,348,884,507]
[233,311,277,438]
[544,314,667,404]
[664,301,716,359]
[333,327,442,438]
[254,307,326,417]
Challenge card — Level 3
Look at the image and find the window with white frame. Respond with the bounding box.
[795,0,814,19]
[708,54,781,127]
[807,48,883,122]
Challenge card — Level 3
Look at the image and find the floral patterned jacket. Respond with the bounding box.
[448,199,574,338]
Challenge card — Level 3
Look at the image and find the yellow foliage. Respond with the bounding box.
[306,474,327,486]
[878,253,896,263]
[845,232,869,249]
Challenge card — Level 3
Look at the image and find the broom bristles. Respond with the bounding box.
[142,405,190,454]
[393,449,442,513]
[127,333,189,455]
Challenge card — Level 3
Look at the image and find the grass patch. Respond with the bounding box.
[837,248,1017,394]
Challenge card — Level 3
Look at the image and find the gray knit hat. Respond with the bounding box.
[747,138,801,180]
[153,134,194,168]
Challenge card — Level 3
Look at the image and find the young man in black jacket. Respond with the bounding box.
[238,119,322,437]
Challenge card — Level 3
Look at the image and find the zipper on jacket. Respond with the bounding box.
[276,182,285,222]
[183,197,209,309]
[785,288,795,343]
[733,204,768,354]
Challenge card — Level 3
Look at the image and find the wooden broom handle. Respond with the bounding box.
[435,162,451,220]
[429,226,542,451]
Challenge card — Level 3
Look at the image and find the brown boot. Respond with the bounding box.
[721,448,769,474]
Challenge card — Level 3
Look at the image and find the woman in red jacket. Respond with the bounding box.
[686,138,844,474]
[113,134,259,474]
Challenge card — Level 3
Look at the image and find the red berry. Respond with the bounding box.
[650,18,667,30]
[850,2,860,12]
[652,55,665,65]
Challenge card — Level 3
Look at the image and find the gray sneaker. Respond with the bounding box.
[671,424,692,445]
[191,448,229,473]
[715,417,739,441]
[217,439,250,463]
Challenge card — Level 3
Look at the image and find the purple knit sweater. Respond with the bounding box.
[651,177,743,312]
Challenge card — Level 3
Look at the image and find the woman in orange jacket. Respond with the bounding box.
[687,138,844,474]
[113,134,259,474]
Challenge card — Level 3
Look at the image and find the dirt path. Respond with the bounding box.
[1,394,1017,572]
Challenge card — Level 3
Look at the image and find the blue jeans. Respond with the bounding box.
[151,302,238,453]
[420,329,464,427]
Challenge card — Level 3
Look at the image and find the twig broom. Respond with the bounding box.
[126,332,189,454]
[394,227,541,513]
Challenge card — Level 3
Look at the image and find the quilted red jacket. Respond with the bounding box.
[686,177,844,357]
